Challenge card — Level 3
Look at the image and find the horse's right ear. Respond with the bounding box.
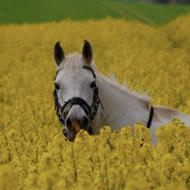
[54,41,65,66]
[82,40,93,64]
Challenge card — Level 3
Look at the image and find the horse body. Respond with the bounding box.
[93,73,190,143]
[53,40,190,143]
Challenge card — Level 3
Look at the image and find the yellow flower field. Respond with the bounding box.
[0,15,190,190]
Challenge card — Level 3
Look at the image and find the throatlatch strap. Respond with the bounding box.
[146,106,154,128]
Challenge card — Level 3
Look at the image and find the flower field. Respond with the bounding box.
[0,15,190,190]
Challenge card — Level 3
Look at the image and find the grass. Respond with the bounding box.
[119,2,190,24]
[0,0,190,25]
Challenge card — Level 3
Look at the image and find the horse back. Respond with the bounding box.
[153,106,190,127]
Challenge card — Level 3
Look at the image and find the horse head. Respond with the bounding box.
[53,40,101,141]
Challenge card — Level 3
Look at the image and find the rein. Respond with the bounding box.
[53,65,103,134]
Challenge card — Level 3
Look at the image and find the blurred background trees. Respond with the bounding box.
[153,0,190,4]
[119,0,190,3]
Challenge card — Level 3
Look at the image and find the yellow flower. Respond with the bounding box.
[0,15,190,190]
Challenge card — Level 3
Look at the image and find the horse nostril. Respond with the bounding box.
[66,117,72,129]
[66,115,89,131]
[81,116,90,129]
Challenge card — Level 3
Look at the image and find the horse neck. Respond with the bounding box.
[94,74,151,132]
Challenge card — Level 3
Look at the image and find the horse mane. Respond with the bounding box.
[97,72,151,107]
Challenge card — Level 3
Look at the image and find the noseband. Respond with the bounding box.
[53,65,103,134]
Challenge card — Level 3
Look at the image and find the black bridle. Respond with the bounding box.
[53,65,103,134]
[53,65,154,134]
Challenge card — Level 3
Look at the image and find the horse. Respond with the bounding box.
[53,40,190,144]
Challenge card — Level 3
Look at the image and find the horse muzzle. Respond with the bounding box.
[63,114,91,141]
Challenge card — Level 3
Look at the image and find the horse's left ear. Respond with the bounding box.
[82,40,93,64]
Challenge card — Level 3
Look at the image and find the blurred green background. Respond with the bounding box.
[0,0,190,25]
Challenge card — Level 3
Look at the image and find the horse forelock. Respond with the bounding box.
[55,53,96,79]
[64,53,83,66]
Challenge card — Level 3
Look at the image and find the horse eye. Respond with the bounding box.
[90,81,96,88]
[55,83,60,90]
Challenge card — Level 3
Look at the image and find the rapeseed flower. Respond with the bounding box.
[0,15,190,190]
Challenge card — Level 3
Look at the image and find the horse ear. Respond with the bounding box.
[54,41,65,66]
[82,40,93,64]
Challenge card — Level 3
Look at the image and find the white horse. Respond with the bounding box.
[53,40,190,144]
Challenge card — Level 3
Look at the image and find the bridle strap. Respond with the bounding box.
[61,97,92,121]
[146,106,154,128]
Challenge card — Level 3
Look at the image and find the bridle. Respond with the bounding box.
[53,65,154,136]
[53,65,103,134]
